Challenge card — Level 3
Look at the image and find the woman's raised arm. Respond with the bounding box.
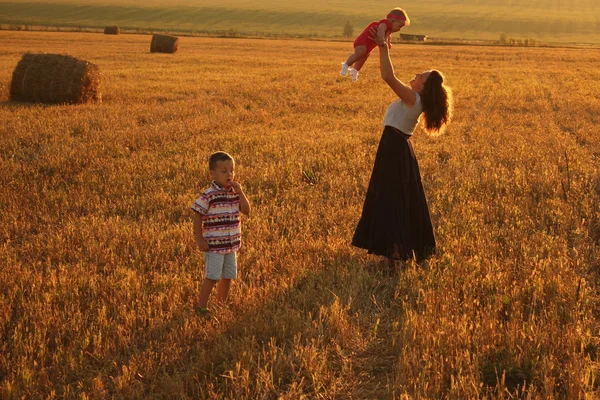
[370,27,417,107]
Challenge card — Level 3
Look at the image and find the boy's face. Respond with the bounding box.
[210,159,235,189]
[391,20,406,32]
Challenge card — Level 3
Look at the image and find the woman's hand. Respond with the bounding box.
[375,29,417,106]
[368,27,386,48]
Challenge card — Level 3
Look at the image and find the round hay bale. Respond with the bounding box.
[10,53,101,104]
[150,34,179,54]
[104,26,120,35]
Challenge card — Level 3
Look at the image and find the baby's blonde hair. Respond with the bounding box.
[387,8,410,26]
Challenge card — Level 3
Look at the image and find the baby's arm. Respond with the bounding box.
[377,22,388,44]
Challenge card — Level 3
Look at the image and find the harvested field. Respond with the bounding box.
[1,30,599,399]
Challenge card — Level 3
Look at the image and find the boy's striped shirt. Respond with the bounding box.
[191,181,241,253]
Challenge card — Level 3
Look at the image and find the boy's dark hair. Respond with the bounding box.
[208,151,234,170]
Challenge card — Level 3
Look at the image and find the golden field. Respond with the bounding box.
[1,31,600,398]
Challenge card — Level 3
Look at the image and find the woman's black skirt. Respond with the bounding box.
[352,126,435,261]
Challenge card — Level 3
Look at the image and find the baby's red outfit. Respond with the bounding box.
[353,19,392,53]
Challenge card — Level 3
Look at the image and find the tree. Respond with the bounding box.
[343,21,354,38]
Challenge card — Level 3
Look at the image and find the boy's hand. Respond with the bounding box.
[230,181,244,194]
[196,238,209,252]
[231,181,251,216]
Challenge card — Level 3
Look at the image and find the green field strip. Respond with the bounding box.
[0,1,599,43]
[0,2,363,32]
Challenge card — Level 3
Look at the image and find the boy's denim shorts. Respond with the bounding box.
[204,251,237,280]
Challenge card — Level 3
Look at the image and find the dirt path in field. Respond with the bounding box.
[344,270,403,399]
[348,321,398,399]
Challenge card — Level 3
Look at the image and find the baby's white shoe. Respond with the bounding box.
[340,62,349,77]
[351,68,359,81]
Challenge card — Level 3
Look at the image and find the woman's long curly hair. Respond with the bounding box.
[420,70,453,134]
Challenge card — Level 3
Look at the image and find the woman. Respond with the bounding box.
[351,32,453,267]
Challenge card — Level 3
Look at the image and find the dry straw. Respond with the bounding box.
[150,34,179,53]
[10,53,101,104]
[104,26,120,35]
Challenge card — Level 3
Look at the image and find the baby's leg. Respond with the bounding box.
[352,52,370,71]
[345,45,367,67]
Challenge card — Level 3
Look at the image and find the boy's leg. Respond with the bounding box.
[216,279,232,303]
[198,278,217,308]
[198,252,225,308]
[217,252,238,303]
[345,45,367,67]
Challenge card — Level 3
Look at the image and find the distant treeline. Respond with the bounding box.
[0,24,552,48]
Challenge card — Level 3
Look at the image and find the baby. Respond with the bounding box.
[341,8,410,81]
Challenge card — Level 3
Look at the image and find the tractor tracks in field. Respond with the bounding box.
[343,268,405,399]
[544,87,600,161]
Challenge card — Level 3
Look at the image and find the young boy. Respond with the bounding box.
[340,8,410,81]
[191,151,251,319]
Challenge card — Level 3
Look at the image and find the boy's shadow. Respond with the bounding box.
[155,248,407,398]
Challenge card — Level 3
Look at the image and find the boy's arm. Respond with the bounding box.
[239,192,251,216]
[231,182,251,216]
[192,211,209,251]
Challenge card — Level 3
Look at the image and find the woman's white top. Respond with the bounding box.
[382,92,423,136]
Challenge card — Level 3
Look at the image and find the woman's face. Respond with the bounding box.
[410,71,431,93]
